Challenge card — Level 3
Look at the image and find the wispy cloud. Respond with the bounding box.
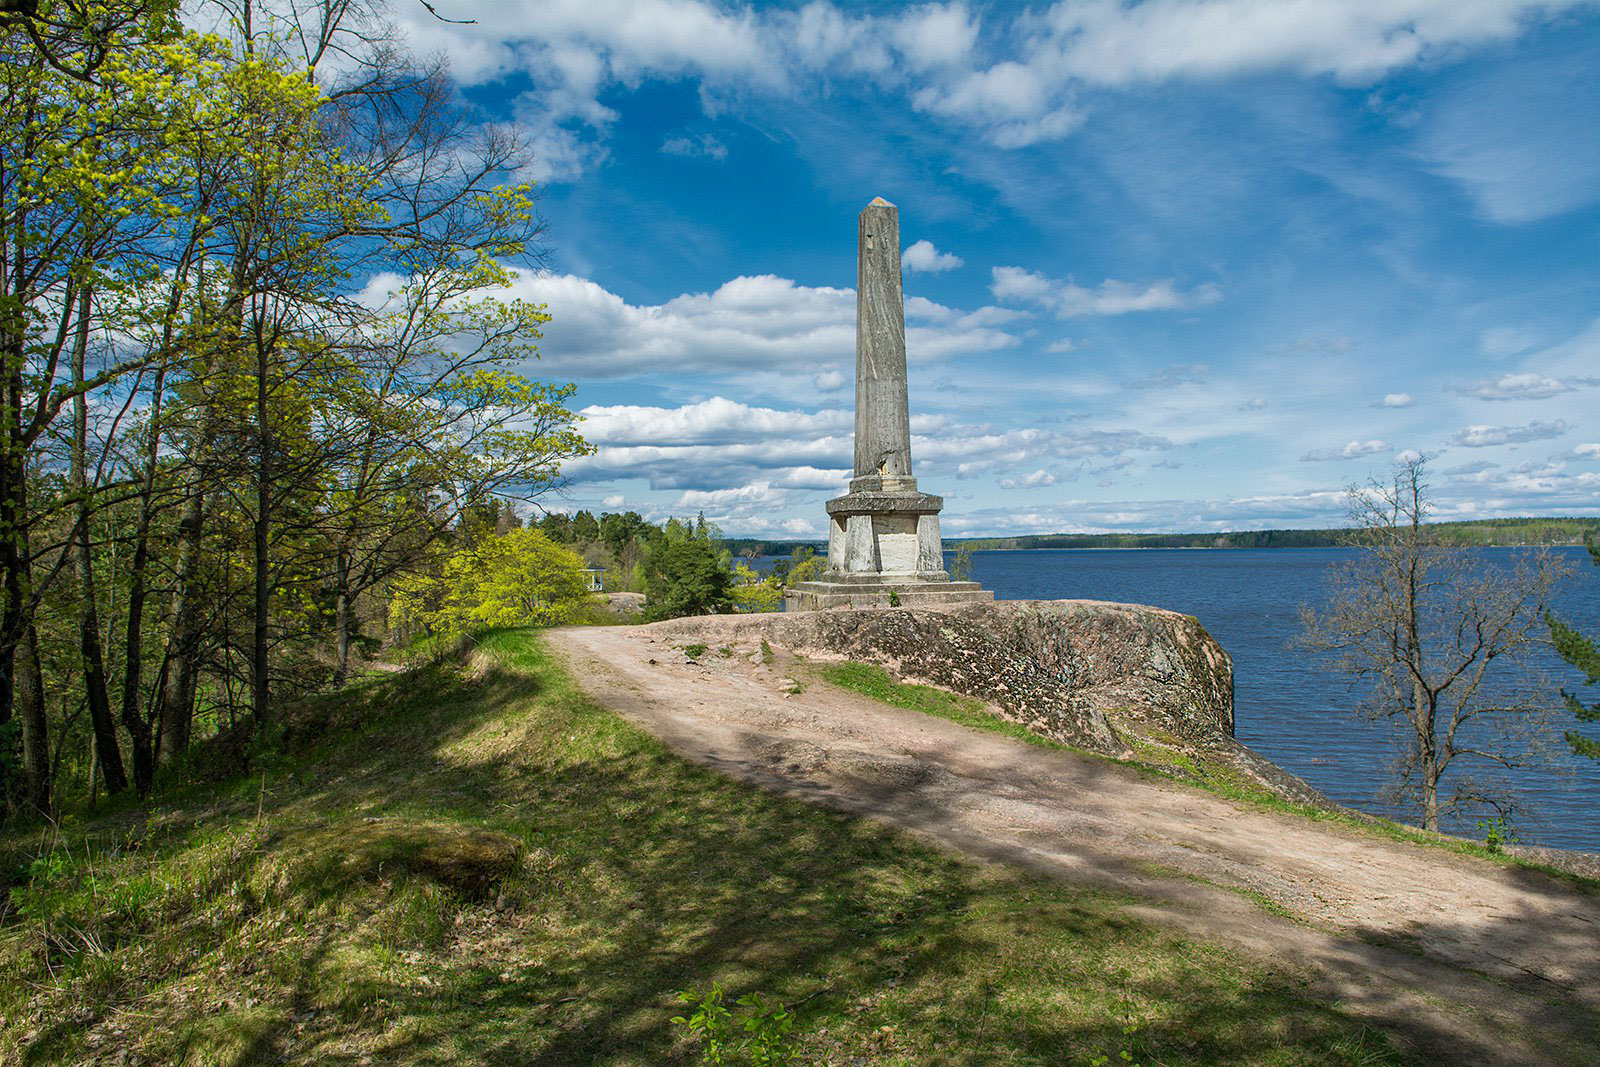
[1300,439,1390,462]
[661,133,728,160]
[1455,372,1596,401]
[991,267,1220,318]
[1447,419,1571,447]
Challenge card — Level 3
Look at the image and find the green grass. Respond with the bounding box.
[818,661,1073,754]
[0,630,1430,1065]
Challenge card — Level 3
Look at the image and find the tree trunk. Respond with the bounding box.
[157,484,205,765]
[251,321,271,725]
[334,546,351,687]
[71,288,127,796]
[118,368,166,796]
[1416,681,1439,832]
[17,623,50,816]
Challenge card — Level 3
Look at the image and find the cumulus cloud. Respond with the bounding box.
[1456,372,1596,401]
[417,270,1023,379]
[1447,419,1571,447]
[1382,392,1414,408]
[991,267,1221,318]
[999,469,1059,490]
[1571,443,1600,459]
[579,396,848,446]
[1300,439,1390,462]
[902,239,964,272]
[564,396,1170,509]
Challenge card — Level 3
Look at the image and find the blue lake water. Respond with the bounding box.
[947,547,1600,852]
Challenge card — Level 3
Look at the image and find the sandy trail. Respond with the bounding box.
[546,620,1600,1064]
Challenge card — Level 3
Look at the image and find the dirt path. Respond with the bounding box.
[547,621,1600,1064]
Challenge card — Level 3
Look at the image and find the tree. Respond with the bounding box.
[1548,535,1599,760]
[730,562,782,613]
[1299,459,1572,831]
[644,538,732,621]
[389,527,589,641]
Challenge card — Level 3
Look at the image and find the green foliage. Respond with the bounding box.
[672,984,801,1066]
[389,528,590,640]
[886,591,901,607]
[1548,535,1600,761]
[1477,817,1518,854]
[683,644,708,660]
[730,562,784,613]
[949,543,975,582]
[644,537,733,621]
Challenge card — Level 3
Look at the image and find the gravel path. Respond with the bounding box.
[547,619,1600,1064]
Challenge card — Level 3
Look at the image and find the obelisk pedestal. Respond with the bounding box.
[787,198,992,611]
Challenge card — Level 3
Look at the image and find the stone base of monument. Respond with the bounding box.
[784,574,993,611]
[785,485,993,611]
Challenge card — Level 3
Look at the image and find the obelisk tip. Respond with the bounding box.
[867,196,895,208]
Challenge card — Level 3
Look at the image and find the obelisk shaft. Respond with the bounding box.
[853,197,915,493]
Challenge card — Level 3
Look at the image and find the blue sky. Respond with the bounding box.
[392,1,1599,538]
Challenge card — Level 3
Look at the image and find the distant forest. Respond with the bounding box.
[724,517,1600,557]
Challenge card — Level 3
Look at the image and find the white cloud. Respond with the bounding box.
[813,369,846,392]
[453,270,1021,378]
[580,396,847,446]
[1447,419,1571,447]
[1382,392,1414,408]
[661,133,729,160]
[564,396,1170,502]
[991,266,1220,318]
[601,494,626,508]
[902,239,964,272]
[1571,443,1600,459]
[890,2,979,70]
[392,0,1584,174]
[1239,397,1268,411]
[999,469,1059,489]
[1300,439,1390,462]
[1456,372,1593,401]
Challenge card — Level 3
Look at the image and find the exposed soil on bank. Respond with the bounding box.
[548,614,1600,1066]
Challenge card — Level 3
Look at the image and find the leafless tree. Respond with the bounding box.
[1300,458,1572,831]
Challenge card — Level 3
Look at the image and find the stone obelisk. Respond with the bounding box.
[786,198,992,611]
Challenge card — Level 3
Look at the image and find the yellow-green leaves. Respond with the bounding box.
[390,528,591,639]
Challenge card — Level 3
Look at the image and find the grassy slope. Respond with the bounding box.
[0,630,1419,1066]
[817,660,1600,886]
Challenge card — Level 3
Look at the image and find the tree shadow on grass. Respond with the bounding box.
[19,634,1591,1065]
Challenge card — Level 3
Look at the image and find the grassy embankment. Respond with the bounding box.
[816,661,1599,883]
[1,630,1419,1065]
